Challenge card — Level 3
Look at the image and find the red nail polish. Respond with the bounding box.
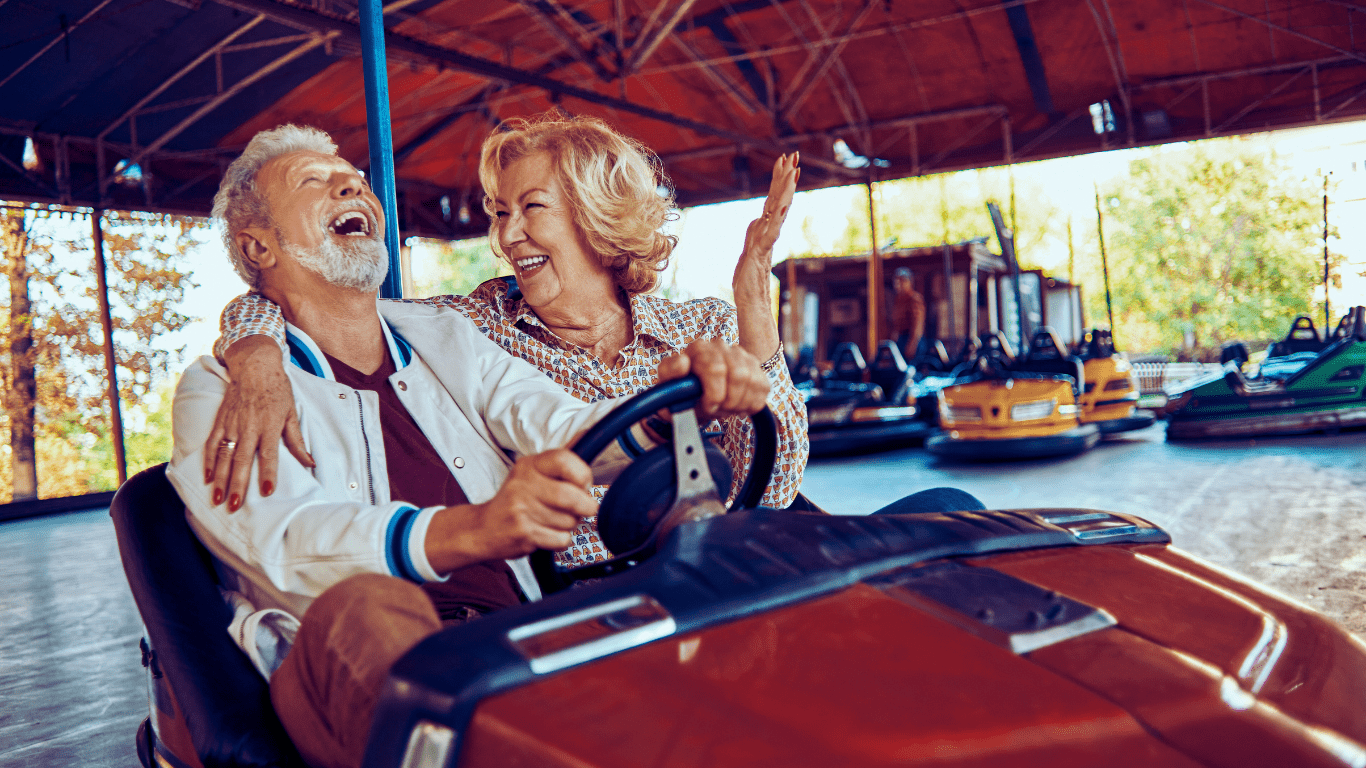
[213,488,224,506]
[229,494,240,511]
[262,481,274,497]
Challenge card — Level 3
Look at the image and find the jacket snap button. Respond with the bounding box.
[348,481,358,489]
[453,457,465,469]
[397,381,407,391]
[338,393,347,400]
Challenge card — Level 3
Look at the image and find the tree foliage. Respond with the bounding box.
[826,169,1061,268]
[1099,141,1335,354]
[412,236,510,298]
[0,205,199,501]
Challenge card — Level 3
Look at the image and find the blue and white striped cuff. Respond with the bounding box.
[384,505,448,583]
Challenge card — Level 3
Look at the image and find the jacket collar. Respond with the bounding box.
[283,308,414,381]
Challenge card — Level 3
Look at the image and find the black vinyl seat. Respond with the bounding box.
[869,340,910,399]
[1012,327,1086,396]
[1079,329,1116,361]
[911,337,953,373]
[824,341,868,384]
[1268,316,1324,357]
[111,463,305,768]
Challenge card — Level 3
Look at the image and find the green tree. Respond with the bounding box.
[412,237,510,298]
[831,168,1061,266]
[1099,141,1331,355]
[0,205,199,501]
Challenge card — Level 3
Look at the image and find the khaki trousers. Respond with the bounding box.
[270,574,442,768]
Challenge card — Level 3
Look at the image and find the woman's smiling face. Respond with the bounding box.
[492,152,615,312]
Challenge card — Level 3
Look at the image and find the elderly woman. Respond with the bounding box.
[207,113,807,569]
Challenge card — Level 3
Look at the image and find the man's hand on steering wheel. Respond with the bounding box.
[425,449,597,574]
[204,336,312,511]
[657,339,770,420]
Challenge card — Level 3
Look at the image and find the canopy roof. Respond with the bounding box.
[4,0,1364,239]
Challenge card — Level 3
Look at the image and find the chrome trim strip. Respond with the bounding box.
[507,594,676,675]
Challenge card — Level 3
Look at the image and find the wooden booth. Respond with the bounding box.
[774,240,1085,368]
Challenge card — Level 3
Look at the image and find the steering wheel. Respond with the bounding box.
[530,374,778,595]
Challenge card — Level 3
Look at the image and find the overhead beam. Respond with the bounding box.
[781,0,875,121]
[516,0,615,80]
[1192,0,1366,65]
[0,0,117,90]
[1001,0,1055,114]
[625,0,700,75]
[666,34,765,114]
[1082,0,1134,144]
[1212,67,1309,133]
[210,0,810,157]
[98,14,267,141]
[132,33,334,164]
[641,0,1047,77]
[782,104,1008,143]
[784,0,871,143]
[701,16,771,110]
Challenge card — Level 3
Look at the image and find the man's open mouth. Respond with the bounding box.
[329,210,372,237]
[515,254,548,274]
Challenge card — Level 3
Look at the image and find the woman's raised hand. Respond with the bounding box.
[733,152,800,360]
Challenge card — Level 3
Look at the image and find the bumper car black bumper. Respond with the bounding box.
[926,424,1101,460]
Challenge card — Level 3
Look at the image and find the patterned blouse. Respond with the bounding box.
[216,278,809,568]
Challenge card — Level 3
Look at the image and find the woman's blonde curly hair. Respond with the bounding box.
[480,113,678,295]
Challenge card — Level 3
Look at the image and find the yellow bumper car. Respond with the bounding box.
[927,329,1100,460]
[1075,329,1157,435]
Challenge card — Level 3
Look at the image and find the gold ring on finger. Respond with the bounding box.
[218,440,238,452]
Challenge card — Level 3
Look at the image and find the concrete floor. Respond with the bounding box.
[1,424,1363,766]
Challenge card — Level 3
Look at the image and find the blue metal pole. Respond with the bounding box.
[358,0,403,299]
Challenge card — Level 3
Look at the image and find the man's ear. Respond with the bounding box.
[235,228,278,273]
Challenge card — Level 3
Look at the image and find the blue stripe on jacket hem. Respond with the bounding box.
[384,505,423,582]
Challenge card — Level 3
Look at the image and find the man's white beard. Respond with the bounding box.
[288,234,388,291]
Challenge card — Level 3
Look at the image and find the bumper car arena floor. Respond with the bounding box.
[3,422,1364,766]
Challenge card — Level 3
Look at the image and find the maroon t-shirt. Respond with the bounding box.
[324,349,524,620]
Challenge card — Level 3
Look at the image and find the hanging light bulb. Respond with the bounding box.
[22,137,42,172]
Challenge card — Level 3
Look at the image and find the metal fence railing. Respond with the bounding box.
[1131,361,1224,395]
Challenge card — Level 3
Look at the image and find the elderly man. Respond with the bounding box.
[165,124,769,768]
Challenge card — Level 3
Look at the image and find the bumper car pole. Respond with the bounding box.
[359,0,404,300]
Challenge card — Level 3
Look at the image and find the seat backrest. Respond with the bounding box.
[1024,327,1069,362]
[869,340,909,397]
[112,464,305,768]
[983,331,1017,366]
[1282,308,1366,388]
[1276,315,1324,355]
[825,342,867,384]
[1080,329,1115,360]
[1015,327,1084,394]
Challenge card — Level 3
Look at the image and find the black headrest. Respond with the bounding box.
[1026,327,1068,361]
[831,342,867,374]
[872,340,907,372]
[1355,306,1366,341]
[1084,329,1115,359]
[1286,316,1319,342]
[112,464,305,768]
[981,331,1016,360]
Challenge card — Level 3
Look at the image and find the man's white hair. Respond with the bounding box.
[212,124,338,288]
